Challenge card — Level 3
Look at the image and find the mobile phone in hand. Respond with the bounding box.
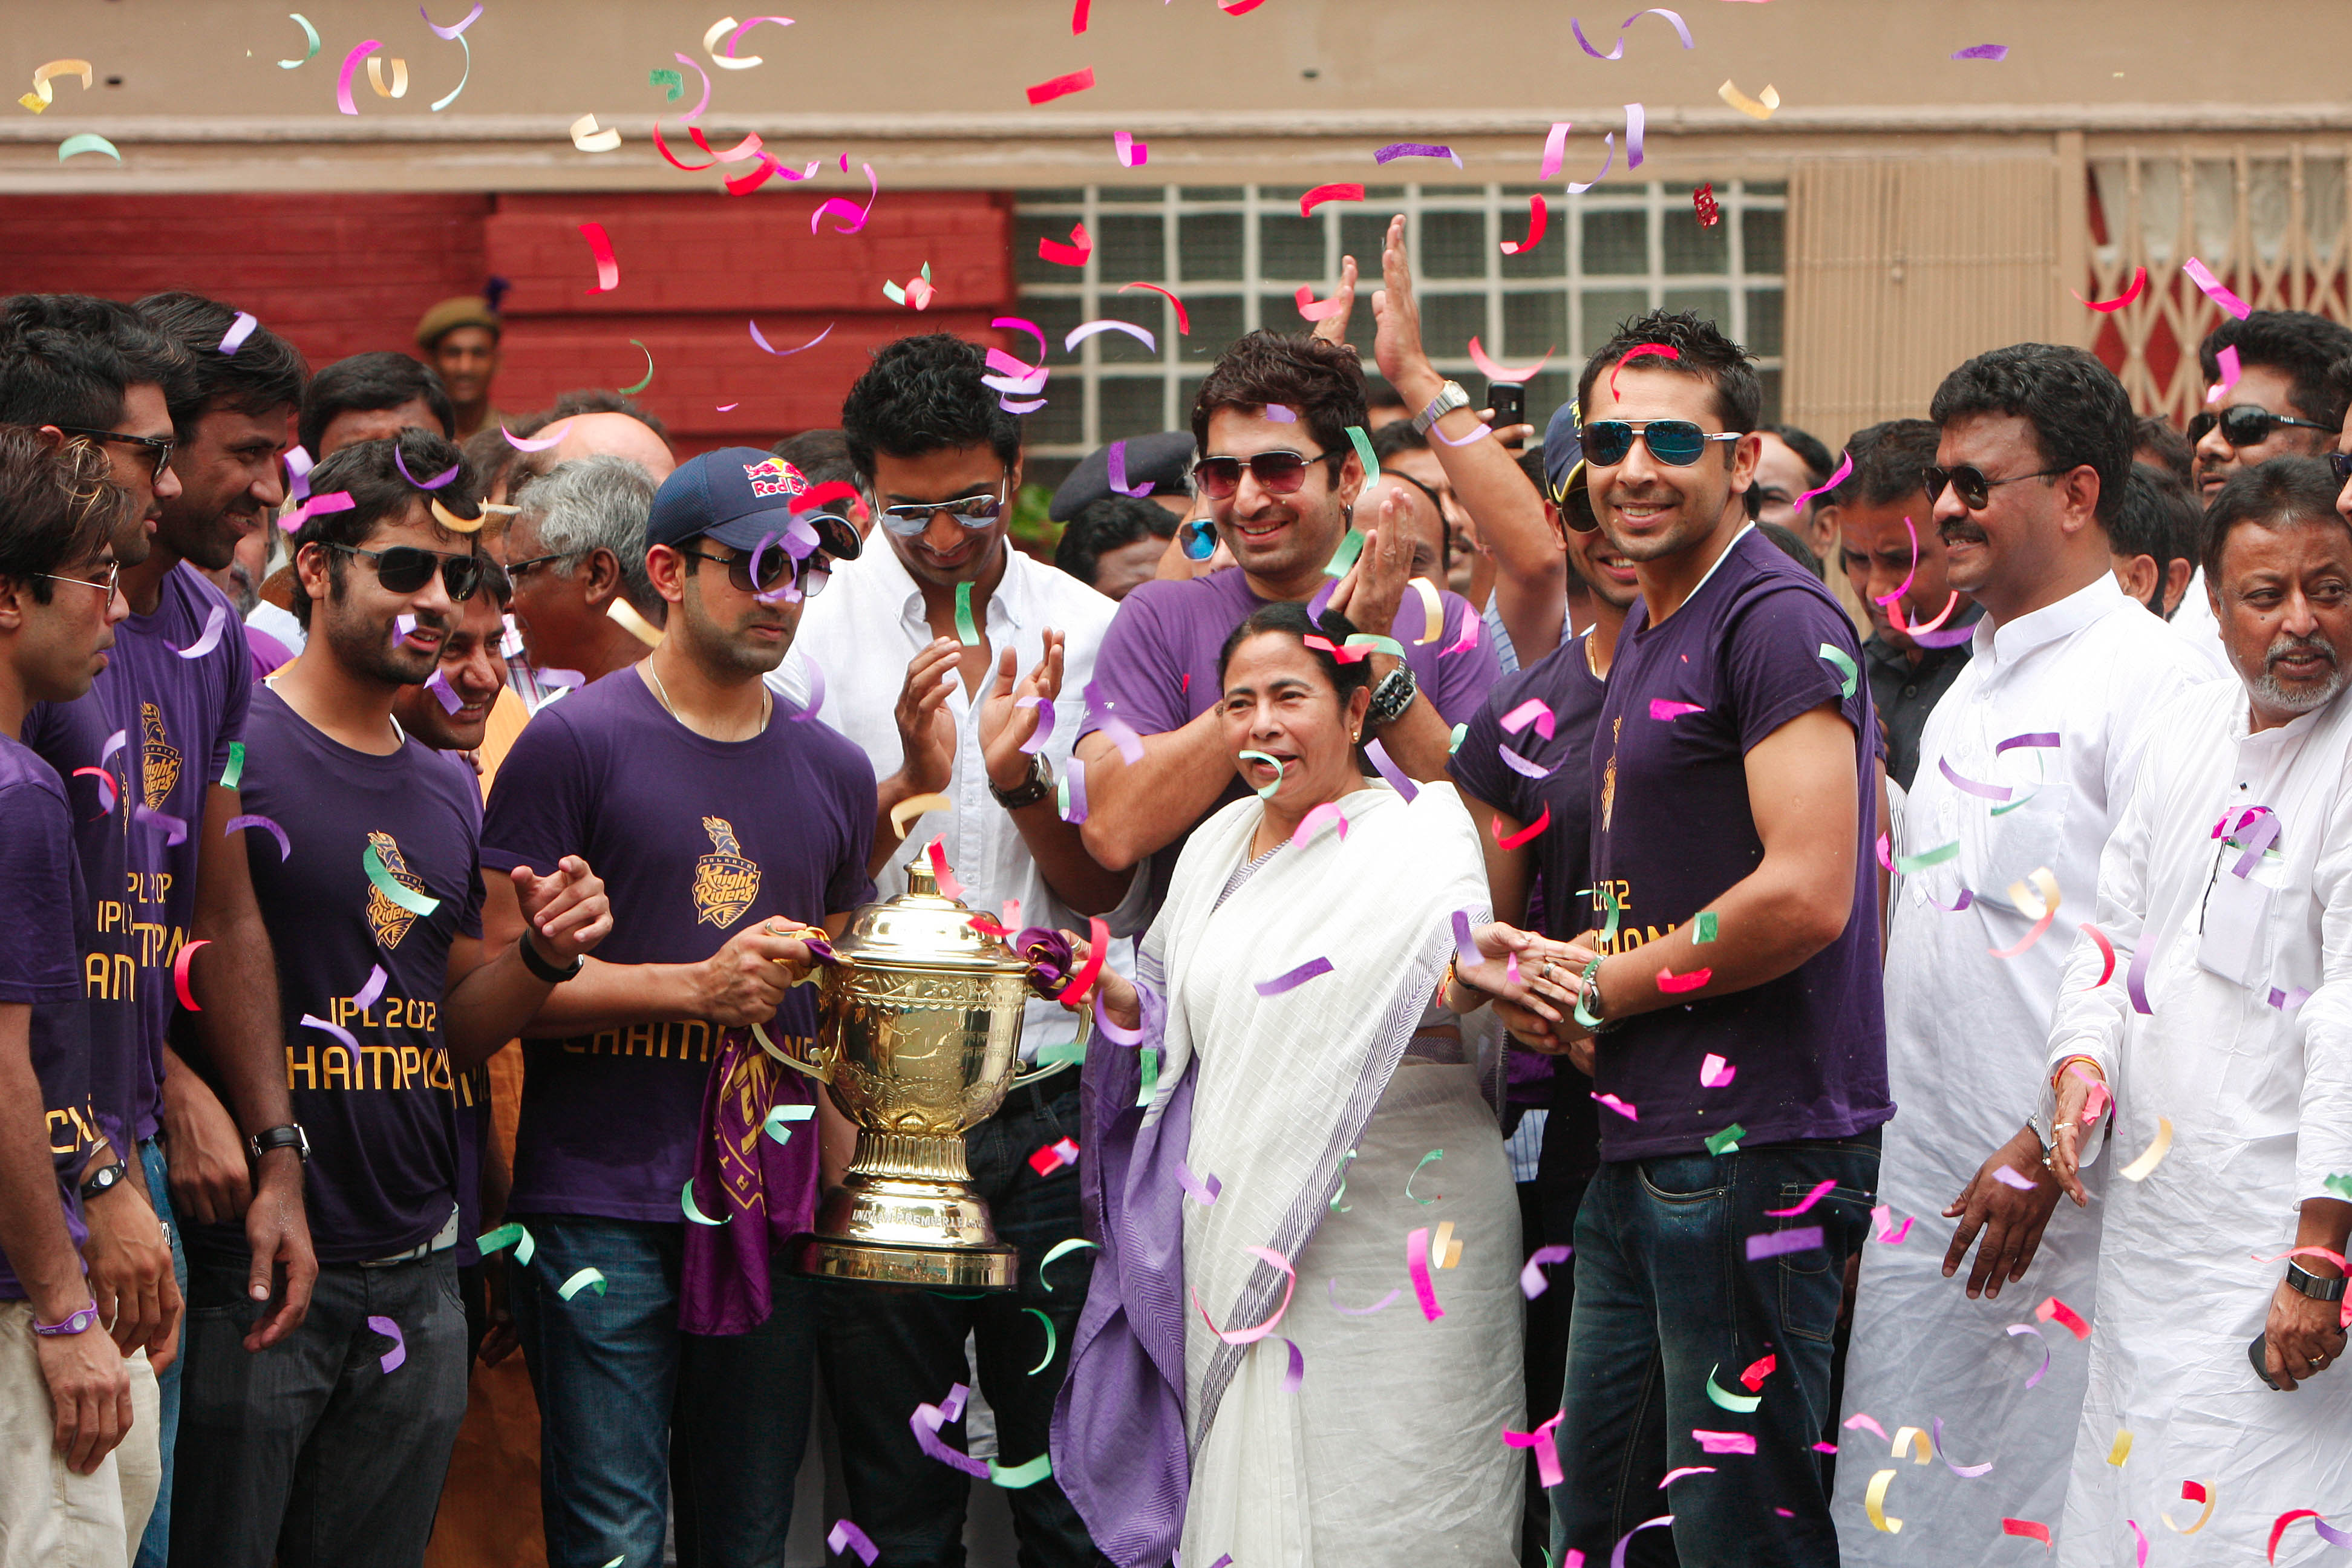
[1485,381,1526,448]
[2251,1331,2282,1390]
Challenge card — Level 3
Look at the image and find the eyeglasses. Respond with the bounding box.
[41,561,120,599]
[876,484,1007,537]
[1577,420,1742,468]
[678,547,831,601]
[325,543,485,600]
[2328,452,2352,483]
[2212,404,2339,449]
[1191,449,1345,501]
[53,426,175,483]
[1921,464,2065,512]
[503,550,580,581]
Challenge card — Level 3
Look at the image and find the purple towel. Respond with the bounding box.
[679,1025,822,1336]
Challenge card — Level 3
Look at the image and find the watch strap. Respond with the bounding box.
[1366,664,1419,730]
[988,753,1056,811]
[2287,1259,2348,1301]
[1412,379,1470,436]
[247,1123,309,1163]
[518,932,585,984]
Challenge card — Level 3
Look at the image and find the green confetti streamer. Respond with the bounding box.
[1024,1306,1057,1374]
[1406,1147,1445,1204]
[1343,634,1405,659]
[618,339,654,396]
[1323,526,1366,579]
[1704,1123,1746,1156]
[219,741,245,789]
[278,12,321,68]
[57,133,122,164]
[989,1452,1054,1489]
[558,1267,607,1300]
[1345,423,1379,485]
[1448,722,1467,756]
[762,1103,813,1144]
[955,580,981,645]
[475,1221,534,1264]
[1704,1361,1762,1412]
[1694,910,1718,944]
[428,32,471,112]
[1034,1036,1087,1067]
[1238,748,1285,800]
[364,843,440,915]
[2328,1174,2352,1203]
[1330,1146,1359,1211]
[682,1178,728,1226]
[1893,840,1959,875]
[1135,1044,1159,1106]
[1039,1237,1099,1292]
[648,67,683,100]
[1818,643,1858,700]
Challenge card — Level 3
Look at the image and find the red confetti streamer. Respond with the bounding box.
[1025,67,1096,105]
[2001,1518,2052,1550]
[2034,1296,2091,1340]
[1038,222,1093,267]
[2081,923,2117,988]
[578,222,619,294]
[1119,281,1189,334]
[1491,804,1551,849]
[1295,284,1350,322]
[1467,337,1554,384]
[1739,1353,1776,1390]
[1500,195,1548,255]
[2073,267,2146,313]
[1071,0,1089,31]
[1656,967,1712,993]
[172,938,211,1011]
[1299,183,1365,217]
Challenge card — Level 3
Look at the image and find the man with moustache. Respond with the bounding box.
[1835,345,2210,1562]
[415,296,506,443]
[1826,418,1984,790]
[500,454,661,692]
[479,450,875,1567]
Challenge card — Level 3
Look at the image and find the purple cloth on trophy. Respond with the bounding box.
[1050,977,1195,1568]
[679,1024,822,1335]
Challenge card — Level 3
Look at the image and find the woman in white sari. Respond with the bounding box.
[1053,603,1583,1568]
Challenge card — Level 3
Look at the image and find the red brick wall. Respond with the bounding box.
[0,189,1019,456]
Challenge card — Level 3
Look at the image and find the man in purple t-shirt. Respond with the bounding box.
[1501,313,1890,1567]
[480,448,875,1568]
[171,431,610,1568]
[1073,328,1500,904]
[0,428,140,1556]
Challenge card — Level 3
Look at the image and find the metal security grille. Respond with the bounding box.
[2086,146,2351,424]
[1013,180,1786,490]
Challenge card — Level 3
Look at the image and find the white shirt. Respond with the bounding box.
[246,598,305,657]
[2041,679,2352,1565]
[2166,566,2235,680]
[1835,572,2213,1561]
[768,539,1148,1058]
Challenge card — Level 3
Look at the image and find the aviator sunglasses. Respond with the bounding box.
[1191,448,1346,501]
[1577,420,1742,468]
[877,483,1008,538]
[325,543,486,600]
[1921,464,2063,512]
[678,546,831,600]
[2211,403,2338,449]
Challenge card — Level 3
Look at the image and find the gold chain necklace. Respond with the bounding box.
[644,661,769,737]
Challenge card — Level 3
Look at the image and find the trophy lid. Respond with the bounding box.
[829,858,1033,976]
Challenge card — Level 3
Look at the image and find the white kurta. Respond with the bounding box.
[2043,679,2352,1567]
[2167,569,2236,681]
[1836,575,2213,1561]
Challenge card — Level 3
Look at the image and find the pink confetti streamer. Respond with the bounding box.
[353,964,388,1012]
[1295,284,1350,322]
[1695,1430,1757,1455]
[1872,1204,1914,1244]
[1994,1166,2037,1191]
[1406,1226,1445,1321]
[1765,1179,1837,1217]
[1505,1411,1564,1487]
[1592,1093,1639,1121]
[175,604,227,660]
[1254,957,1334,996]
[1468,338,1554,384]
[281,490,355,531]
[133,804,188,846]
[1789,451,1853,514]
[1938,756,2013,802]
[1291,801,1349,848]
[1500,697,1557,740]
[499,419,574,454]
[1113,130,1147,166]
[1608,342,1681,399]
[1540,121,1573,181]
[1655,967,1711,993]
[2206,344,2243,405]
[2002,1518,2051,1550]
[299,1012,359,1051]
[926,839,963,901]
[1660,1466,1716,1488]
[811,163,881,235]
[1699,1053,1736,1088]
[1649,699,1704,720]
[1194,1245,1297,1344]
[1520,1244,1572,1298]
[1039,221,1093,267]
[1843,1413,1889,1440]
[1745,1226,1822,1260]
[578,223,619,294]
[827,1520,880,1566]
[2035,1295,2091,1339]
[2074,267,2147,312]
[217,312,259,354]
[70,766,117,815]
[226,813,292,860]
[1025,67,1096,105]
[367,1314,407,1373]
[2183,257,2252,321]
[336,40,383,115]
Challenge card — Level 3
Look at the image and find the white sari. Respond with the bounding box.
[1146,780,1523,1568]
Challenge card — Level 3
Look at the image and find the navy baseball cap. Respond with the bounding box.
[1049,430,1197,521]
[1541,401,1598,533]
[647,447,863,561]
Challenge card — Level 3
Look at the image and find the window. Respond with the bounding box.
[1014,180,1787,491]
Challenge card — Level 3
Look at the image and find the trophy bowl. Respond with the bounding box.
[777,860,1077,1290]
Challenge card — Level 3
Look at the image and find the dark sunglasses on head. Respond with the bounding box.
[54,425,175,483]
[2213,403,2338,449]
[326,542,485,600]
[679,546,831,600]
[1578,420,1742,468]
[876,485,1007,538]
[1921,464,2064,512]
[1191,448,1345,501]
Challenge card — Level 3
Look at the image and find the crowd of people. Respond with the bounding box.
[3,212,2351,1568]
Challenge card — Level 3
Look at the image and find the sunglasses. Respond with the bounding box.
[678,546,831,600]
[1921,464,2064,512]
[1191,449,1345,501]
[2212,404,2339,449]
[877,483,1007,538]
[42,560,122,599]
[54,425,175,483]
[326,542,486,600]
[2330,452,2352,483]
[503,550,579,581]
[1578,420,1742,468]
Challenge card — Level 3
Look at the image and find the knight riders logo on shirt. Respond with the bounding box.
[364,830,430,949]
[742,457,808,500]
[691,816,759,928]
[140,701,180,809]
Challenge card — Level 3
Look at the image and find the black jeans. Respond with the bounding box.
[1551,1132,1881,1568]
[815,1079,1109,1568]
[172,1248,469,1568]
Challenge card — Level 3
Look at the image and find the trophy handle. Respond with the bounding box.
[1007,998,1089,1088]
[751,1019,836,1085]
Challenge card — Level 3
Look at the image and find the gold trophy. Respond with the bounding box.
[775,861,1080,1290]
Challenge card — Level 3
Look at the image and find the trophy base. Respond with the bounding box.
[788,1233,1019,1291]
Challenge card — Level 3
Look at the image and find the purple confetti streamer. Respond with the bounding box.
[1994,732,2060,754]
[133,804,188,845]
[1328,1278,1402,1315]
[2007,1322,2050,1386]
[1373,142,1463,168]
[1496,743,1558,780]
[1365,737,1419,802]
[1058,754,1089,823]
[1097,713,1145,766]
[424,667,463,714]
[749,319,834,357]
[2126,938,2154,1014]
[1930,1416,1993,1477]
[217,312,260,354]
[1625,101,1645,167]
[1279,1336,1304,1393]
[1177,1160,1222,1206]
[1938,756,2013,802]
[1105,439,1156,498]
[175,604,227,660]
[1745,1226,1823,1261]
[353,964,388,1011]
[1993,1166,2037,1191]
[1951,42,2010,60]
[392,446,462,489]
[299,1013,358,1051]
[1018,695,1057,756]
[1611,1516,1676,1568]
[827,1521,880,1566]
[225,812,293,860]
[1572,17,1627,57]
[1520,1244,1572,1298]
[1254,957,1334,996]
[1452,909,1483,968]
[284,445,314,505]
[910,1384,991,1480]
[367,1314,407,1373]
[1091,987,1142,1044]
[2227,809,2281,878]
[2270,985,2314,1011]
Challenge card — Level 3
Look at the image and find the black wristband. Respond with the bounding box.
[78,1161,127,1202]
[247,1123,310,1164]
[518,932,584,984]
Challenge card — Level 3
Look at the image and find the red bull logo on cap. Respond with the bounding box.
[743,457,809,500]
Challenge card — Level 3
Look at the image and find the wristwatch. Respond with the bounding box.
[78,1161,126,1203]
[1412,379,1471,436]
[2287,1259,2348,1302]
[247,1123,310,1165]
[989,751,1057,811]
[519,932,585,984]
[1365,664,1419,730]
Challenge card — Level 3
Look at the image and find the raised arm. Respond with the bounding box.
[978,632,1134,915]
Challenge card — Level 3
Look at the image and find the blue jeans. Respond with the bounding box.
[1551,1132,1880,1568]
[135,1137,184,1568]
[172,1247,469,1568]
[814,1080,1108,1568]
[509,1216,817,1568]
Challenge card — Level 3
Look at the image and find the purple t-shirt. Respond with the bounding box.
[1079,566,1500,907]
[1586,529,1890,1160]
[22,694,145,1159]
[189,687,485,1264]
[480,670,877,1225]
[0,736,102,1299]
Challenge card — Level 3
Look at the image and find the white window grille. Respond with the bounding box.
[1013,180,1787,491]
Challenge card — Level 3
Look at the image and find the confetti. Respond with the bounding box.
[476,1222,535,1264]
[1500,195,1548,255]
[367,1314,407,1373]
[682,1177,730,1225]
[2108,1429,2133,1466]
[1406,1147,1445,1203]
[1608,342,1681,399]
[1699,1053,1735,1087]
[1067,318,1154,354]
[2206,343,2243,405]
[1193,1244,1298,1344]
[1520,1244,1572,1298]
[1038,221,1092,267]
[1112,129,1146,165]
[578,222,619,294]
[2161,1479,2216,1535]
[2183,258,2251,320]
[1952,44,2010,60]
[1299,183,1365,217]
[365,842,440,915]
[1740,1352,1775,1390]
[925,838,964,901]
[1025,67,1096,105]
[73,766,117,818]
[367,56,411,99]
[1116,281,1186,333]
[1994,1166,2037,1191]
[1656,967,1711,994]
[133,805,187,846]
[1500,697,1557,740]
[1718,80,1780,120]
[2001,1518,2051,1550]
[1504,1411,1564,1487]
[2007,1323,2051,1387]
[1592,1093,1639,1121]
[1290,801,1348,849]
[1746,1226,1821,1260]
[172,939,210,1011]
[1844,1413,1889,1440]
[2034,1296,2091,1339]
[1864,1469,1903,1533]
[1933,1417,1993,1478]
[57,133,121,164]
[2118,1117,2172,1181]
[1491,805,1550,849]
[1374,142,1462,168]
[1660,1466,1716,1488]
[810,163,881,235]
[1295,284,1351,322]
[335,39,384,114]
[1406,1226,1445,1321]
[279,12,322,68]
[1704,1123,1744,1155]
[1650,699,1704,720]
[299,1013,358,1051]
[888,792,950,839]
[1039,1237,1098,1292]
[352,964,389,1012]
[1028,1137,1081,1177]
[1693,183,1722,228]
[558,1267,608,1300]
[1818,644,1858,699]
[1694,1430,1756,1455]
[1705,1363,1761,1413]
[763,1103,814,1145]
[1467,338,1554,384]
[2074,267,2148,312]
[827,1520,880,1566]
[218,312,260,354]
[1694,912,1719,944]
[1765,1180,1837,1217]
